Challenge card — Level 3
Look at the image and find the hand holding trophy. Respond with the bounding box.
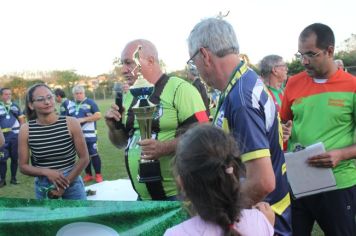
[129,45,162,183]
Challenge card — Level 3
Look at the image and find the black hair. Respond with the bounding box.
[0,88,11,95]
[54,88,66,98]
[25,83,52,120]
[300,23,335,50]
[174,124,244,236]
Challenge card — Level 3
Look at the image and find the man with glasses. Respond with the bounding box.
[259,55,288,112]
[281,23,356,236]
[0,88,25,187]
[105,39,209,201]
[334,59,345,71]
[187,18,291,236]
[260,55,292,151]
[66,85,103,183]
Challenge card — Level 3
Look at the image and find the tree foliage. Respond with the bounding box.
[3,77,45,107]
[54,70,80,96]
[287,59,305,76]
[4,77,27,101]
[335,34,356,74]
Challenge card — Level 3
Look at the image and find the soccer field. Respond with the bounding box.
[0,99,127,199]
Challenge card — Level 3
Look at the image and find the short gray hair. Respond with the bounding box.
[187,18,239,58]
[334,59,344,67]
[72,85,85,94]
[259,55,283,78]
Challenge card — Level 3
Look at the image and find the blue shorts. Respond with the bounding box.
[34,168,86,200]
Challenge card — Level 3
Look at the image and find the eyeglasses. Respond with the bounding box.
[274,64,287,69]
[186,46,238,68]
[186,49,201,68]
[33,94,54,103]
[295,50,323,61]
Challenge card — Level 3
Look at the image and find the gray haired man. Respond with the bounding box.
[187,17,292,236]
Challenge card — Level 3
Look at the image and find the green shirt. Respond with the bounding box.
[125,74,209,200]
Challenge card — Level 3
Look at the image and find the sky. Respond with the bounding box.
[0,0,355,77]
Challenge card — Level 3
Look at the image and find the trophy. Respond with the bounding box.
[130,45,162,183]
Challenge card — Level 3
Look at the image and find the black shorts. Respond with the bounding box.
[291,185,356,236]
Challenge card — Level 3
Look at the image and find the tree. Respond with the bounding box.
[287,59,304,76]
[54,70,80,96]
[335,34,356,74]
[3,77,45,108]
[4,77,27,106]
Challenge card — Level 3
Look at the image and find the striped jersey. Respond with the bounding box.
[213,61,291,234]
[59,98,70,116]
[0,102,24,135]
[281,69,356,189]
[28,116,76,170]
[66,98,100,142]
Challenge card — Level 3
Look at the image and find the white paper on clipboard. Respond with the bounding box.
[285,142,337,199]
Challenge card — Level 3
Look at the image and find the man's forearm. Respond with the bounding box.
[82,113,101,123]
[158,138,178,156]
[240,179,271,207]
[339,144,356,160]
[240,157,276,207]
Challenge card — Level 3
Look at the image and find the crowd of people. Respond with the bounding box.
[0,18,354,236]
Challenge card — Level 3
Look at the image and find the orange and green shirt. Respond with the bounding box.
[280,69,356,189]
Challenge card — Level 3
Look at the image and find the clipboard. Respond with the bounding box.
[284,142,337,199]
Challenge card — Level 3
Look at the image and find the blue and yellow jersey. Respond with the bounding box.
[59,98,70,116]
[214,61,290,220]
[0,102,24,136]
[67,98,100,142]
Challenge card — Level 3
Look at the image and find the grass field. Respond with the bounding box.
[0,99,128,199]
[0,99,324,235]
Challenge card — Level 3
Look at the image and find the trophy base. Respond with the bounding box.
[138,160,163,183]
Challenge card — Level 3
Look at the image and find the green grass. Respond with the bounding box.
[0,99,324,235]
[0,99,127,199]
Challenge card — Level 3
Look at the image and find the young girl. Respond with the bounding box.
[18,84,89,200]
[165,124,274,236]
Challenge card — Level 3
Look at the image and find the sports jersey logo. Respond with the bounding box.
[153,103,163,120]
[328,98,345,107]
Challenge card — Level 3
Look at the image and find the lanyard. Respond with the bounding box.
[0,102,11,118]
[74,98,85,115]
[213,61,249,122]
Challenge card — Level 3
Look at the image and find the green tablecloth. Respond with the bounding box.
[0,198,189,236]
